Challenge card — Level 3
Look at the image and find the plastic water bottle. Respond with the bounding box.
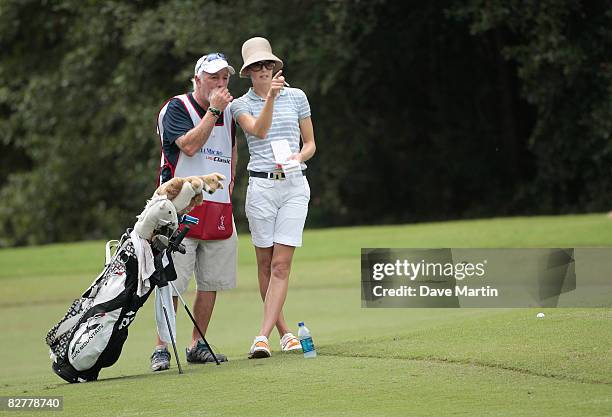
[298,322,316,358]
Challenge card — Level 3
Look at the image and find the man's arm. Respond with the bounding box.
[176,87,233,156]
[175,111,219,156]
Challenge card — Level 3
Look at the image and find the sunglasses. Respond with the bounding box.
[195,52,228,75]
[203,52,227,62]
[249,60,275,71]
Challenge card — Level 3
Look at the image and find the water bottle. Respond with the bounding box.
[298,322,316,358]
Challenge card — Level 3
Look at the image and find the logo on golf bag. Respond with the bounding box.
[70,313,106,360]
[218,215,226,231]
[118,311,136,330]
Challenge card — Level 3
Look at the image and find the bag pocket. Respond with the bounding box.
[185,201,233,240]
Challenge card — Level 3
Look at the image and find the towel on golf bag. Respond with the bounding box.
[45,230,176,383]
[129,229,156,297]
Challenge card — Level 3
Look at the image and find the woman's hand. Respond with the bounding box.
[287,153,303,163]
[267,70,285,99]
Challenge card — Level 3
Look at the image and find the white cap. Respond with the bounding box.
[194,53,236,77]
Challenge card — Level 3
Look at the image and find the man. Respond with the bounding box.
[150,52,237,371]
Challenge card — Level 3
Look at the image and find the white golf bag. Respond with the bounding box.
[45,231,176,383]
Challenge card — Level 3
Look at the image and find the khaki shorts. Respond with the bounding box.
[171,223,237,295]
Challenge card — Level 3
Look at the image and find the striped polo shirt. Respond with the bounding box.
[231,87,311,172]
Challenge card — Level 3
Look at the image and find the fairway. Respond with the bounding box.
[1,214,611,416]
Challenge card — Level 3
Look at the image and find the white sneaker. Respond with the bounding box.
[248,335,271,359]
[280,333,302,352]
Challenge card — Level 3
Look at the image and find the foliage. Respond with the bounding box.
[449,0,612,212]
[0,0,610,246]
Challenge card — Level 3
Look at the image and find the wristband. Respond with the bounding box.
[208,107,222,117]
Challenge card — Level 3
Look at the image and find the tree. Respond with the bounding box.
[449,0,612,211]
[1,0,610,246]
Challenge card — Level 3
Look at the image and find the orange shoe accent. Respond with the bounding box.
[281,333,302,352]
[248,337,271,359]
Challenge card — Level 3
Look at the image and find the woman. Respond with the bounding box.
[231,37,316,358]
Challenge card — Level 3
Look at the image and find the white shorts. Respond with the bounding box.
[171,223,238,295]
[245,175,310,248]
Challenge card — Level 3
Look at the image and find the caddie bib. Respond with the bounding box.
[157,94,234,240]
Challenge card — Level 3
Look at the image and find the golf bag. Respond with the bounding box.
[45,230,176,383]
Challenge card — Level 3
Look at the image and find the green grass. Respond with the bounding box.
[0,214,611,416]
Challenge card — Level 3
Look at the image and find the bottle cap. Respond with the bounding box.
[298,322,304,326]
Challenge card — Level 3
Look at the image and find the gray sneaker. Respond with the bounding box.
[186,340,228,363]
[150,347,171,371]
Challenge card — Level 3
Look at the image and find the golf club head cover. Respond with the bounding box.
[134,174,226,240]
[134,196,178,240]
[153,173,226,216]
